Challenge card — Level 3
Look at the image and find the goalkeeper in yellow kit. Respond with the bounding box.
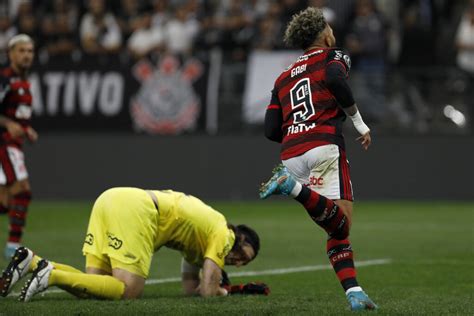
[0,187,261,301]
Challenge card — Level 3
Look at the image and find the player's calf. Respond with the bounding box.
[292,185,350,239]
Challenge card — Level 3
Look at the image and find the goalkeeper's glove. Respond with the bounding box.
[227,282,271,295]
[220,270,270,295]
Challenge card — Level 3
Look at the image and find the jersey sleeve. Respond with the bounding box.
[264,88,283,143]
[325,50,355,108]
[266,89,281,111]
[326,49,352,77]
[204,228,235,269]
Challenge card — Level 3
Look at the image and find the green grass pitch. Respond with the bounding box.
[0,200,472,315]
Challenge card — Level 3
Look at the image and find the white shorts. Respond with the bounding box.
[0,146,28,185]
[282,144,353,201]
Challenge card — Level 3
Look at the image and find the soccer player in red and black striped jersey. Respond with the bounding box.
[259,8,377,311]
[0,34,37,259]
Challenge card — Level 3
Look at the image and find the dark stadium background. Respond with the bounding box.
[0,0,472,201]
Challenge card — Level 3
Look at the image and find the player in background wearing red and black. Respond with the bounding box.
[0,34,37,259]
[259,8,377,311]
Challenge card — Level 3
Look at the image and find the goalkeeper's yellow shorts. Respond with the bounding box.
[82,187,159,278]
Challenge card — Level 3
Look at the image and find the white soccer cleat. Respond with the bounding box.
[19,259,53,302]
[0,246,34,297]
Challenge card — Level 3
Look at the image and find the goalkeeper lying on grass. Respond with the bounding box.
[0,187,268,301]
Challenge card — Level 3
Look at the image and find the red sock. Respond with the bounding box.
[8,191,31,243]
[295,186,350,239]
[327,237,359,291]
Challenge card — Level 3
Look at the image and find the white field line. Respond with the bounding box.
[20,258,391,296]
[147,258,391,285]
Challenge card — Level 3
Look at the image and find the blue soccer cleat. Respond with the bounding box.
[347,290,378,311]
[259,164,296,199]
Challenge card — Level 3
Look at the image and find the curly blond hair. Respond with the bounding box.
[283,7,327,50]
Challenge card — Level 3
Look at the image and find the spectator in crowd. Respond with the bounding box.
[151,0,171,28]
[40,0,79,61]
[395,0,438,132]
[456,0,474,75]
[13,1,38,46]
[278,0,308,29]
[274,0,309,47]
[252,13,282,50]
[116,0,143,41]
[80,0,122,55]
[127,13,164,60]
[398,0,437,66]
[213,0,254,60]
[345,0,389,123]
[455,0,474,124]
[251,2,284,50]
[163,4,200,57]
[0,14,17,64]
[309,0,336,25]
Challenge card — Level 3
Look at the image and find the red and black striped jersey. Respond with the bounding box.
[0,67,33,147]
[267,48,352,160]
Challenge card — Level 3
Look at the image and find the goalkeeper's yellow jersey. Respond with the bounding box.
[151,190,235,269]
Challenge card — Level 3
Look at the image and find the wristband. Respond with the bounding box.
[349,111,370,135]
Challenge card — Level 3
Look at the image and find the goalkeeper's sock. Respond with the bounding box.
[51,262,83,274]
[327,237,359,291]
[49,270,125,300]
[30,255,83,274]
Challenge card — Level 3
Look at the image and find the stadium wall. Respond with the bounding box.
[25,134,473,201]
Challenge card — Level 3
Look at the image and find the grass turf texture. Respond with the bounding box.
[0,200,472,315]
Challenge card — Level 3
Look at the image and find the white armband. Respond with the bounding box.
[349,111,370,135]
[181,258,200,274]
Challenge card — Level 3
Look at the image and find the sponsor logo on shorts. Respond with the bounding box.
[84,233,94,245]
[309,176,323,186]
[107,233,123,250]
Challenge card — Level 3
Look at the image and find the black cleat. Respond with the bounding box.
[0,246,34,297]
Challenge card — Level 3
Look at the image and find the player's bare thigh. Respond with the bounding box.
[112,268,146,299]
[8,178,31,195]
[0,179,30,206]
